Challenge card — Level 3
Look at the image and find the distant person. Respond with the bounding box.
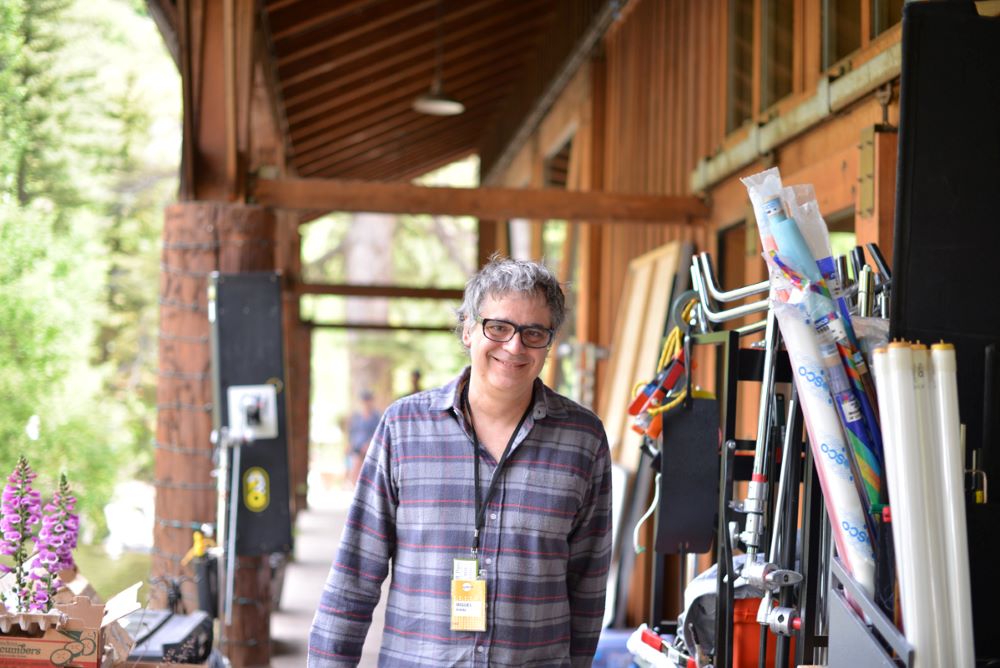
[309,255,613,667]
[346,390,380,485]
[404,368,422,397]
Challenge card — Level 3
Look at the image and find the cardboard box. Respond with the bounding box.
[0,583,141,668]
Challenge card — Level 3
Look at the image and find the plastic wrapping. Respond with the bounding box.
[742,167,879,597]
[774,303,874,594]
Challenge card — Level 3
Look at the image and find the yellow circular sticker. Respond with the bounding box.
[243,467,270,512]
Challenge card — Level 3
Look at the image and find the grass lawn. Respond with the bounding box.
[73,544,153,604]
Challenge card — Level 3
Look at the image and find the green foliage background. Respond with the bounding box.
[0,0,178,537]
[1,0,488,535]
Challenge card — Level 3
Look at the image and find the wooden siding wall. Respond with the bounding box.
[596,0,722,356]
[486,0,903,630]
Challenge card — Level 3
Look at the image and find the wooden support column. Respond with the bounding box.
[580,51,606,389]
[154,201,276,668]
[477,219,500,269]
[276,210,309,515]
[855,126,898,268]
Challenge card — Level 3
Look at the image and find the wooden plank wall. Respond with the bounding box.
[486,0,905,630]
[596,0,722,357]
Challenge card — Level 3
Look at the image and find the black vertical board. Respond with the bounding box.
[655,398,720,554]
[212,272,292,555]
[892,2,1000,660]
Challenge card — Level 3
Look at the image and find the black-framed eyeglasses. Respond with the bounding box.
[477,317,554,349]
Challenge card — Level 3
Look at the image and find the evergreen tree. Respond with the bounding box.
[0,0,179,532]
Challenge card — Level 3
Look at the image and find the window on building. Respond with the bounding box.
[728,0,754,132]
[823,0,862,70]
[760,0,794,113]
[725,0,904,140]
[871,0,904,38]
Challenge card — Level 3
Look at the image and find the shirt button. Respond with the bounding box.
[476,646,484,653]
[486,558,493,565]
[489,513,497,521]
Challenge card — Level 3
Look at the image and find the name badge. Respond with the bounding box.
[451,558,486,632]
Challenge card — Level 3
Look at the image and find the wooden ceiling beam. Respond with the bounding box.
[263,0,310,12]
[278,3,450,67]
[353,142,481,182]
[289,50,521,140]
[279,0,537,90]
[302,320,455,333]
[274,0,438,61]
[253,179,711,223]
[297,109,489,177]
[287,36,535,150]
[293,282,464,299]
[280,0,534,111]
[294,71,518,171]
[360,148,477,183]
[298,96,509,177]
[303,133,484,182]
[269,0,384,42]
[277,5,437,88]
[284,12,544,126]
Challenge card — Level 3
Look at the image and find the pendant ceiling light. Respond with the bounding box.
[413,0,464,116]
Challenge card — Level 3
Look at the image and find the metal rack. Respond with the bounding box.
[643,251,919,667]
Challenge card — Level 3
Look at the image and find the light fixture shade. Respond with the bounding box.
[412,88,465,116]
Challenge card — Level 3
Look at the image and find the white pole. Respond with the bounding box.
[886,342,938,668]
[872,348,917,647]
[930,343,975,666]
[911,344,953,666]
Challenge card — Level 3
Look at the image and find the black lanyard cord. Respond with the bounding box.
[462,382,535,554]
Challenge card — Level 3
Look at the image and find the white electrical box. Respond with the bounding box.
[227,384,279,440]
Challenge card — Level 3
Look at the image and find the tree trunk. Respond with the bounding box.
[345,213,396,409]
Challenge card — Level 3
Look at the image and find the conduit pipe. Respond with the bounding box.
[690,44,901,193]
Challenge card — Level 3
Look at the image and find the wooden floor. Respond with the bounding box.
[271,485,387,668]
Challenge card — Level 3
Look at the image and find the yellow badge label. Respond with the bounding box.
[243,466,270,512]
[450,579,487,632]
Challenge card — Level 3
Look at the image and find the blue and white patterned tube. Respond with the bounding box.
[774,303,874,596]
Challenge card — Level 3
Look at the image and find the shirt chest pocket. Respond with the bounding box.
[505,468,582,536]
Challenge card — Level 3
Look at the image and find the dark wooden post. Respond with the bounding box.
[276,210,310,514]
[154,201,276,667]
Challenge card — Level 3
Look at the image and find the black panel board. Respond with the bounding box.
[891,2,1000,660]
[655,398,721,554]
[892,0,1000,471]
[212,272,292,555]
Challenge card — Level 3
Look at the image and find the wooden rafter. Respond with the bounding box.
[280,0,537,113]
[253,178,710,223]
[286,25,538,136]
[294,283,464,300]
[302,320,455,333]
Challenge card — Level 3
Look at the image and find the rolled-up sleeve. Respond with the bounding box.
[308,416,397,667]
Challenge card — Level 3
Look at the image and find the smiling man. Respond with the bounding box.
[309,255,613,667]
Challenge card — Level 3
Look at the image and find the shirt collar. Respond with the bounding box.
[430,367,569,420]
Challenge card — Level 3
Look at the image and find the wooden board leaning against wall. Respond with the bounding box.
[597,241,693,472]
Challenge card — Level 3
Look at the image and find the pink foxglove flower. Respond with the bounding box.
[0,456,42,612]
[30,474,79,610]
[1,461,79,613]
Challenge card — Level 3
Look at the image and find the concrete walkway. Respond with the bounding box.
[271,486,387,667]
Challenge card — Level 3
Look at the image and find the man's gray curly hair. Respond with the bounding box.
[457,254,566,337]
